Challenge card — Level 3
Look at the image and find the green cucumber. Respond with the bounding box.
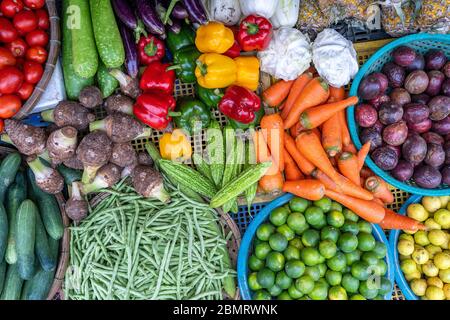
[56,164,82,186]
[21,266,55,300]
[207,120,224,188]
[90,0,125,68]
[0,264,23,300]
[35,212,56,272]
[0,260,6,294]
[96,60,119,98]
[16,200,37,280]
[62,0,94,99]
[0,152,21,203]
[0,203,6,263]
[68,0,98,78]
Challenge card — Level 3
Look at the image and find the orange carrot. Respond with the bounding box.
[325,189,385,223]
[379,208,426,231]
[365,176,394,204]
[281,73,313,120]
[311,169,343,193]
[284,148,304,181]
[327,86,346,103]
[357,142,371,171]
[261,114,285,172]
[360,167,375,179]
[338,110,351,147]
[329,156,337,168]
[259,172,284,194]
[252,130,278,176]
[343,143,357,154]
[278,101,286,110]
[284,77,330,129]
[337,152,360,186]
[282,179,325,201]
[262,80,294,107]
[311,127,321,141]
[285,134,315,175]
[290,122,302,138]
[322,113,342,157]
[335,174,374,201]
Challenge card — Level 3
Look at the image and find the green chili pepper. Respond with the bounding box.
[167,46,201,83]
[196,84,224,108]
[166,23,195,55]
[174,99,211,134]
[228,105,265,130]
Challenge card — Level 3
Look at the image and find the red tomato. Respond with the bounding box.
[0,46,17,68]
[0,94,21,118]
[0,17,18,42]
[23,60,42,83]
[13,10,37,34]
[0,119,4,133]
[0,66,23,94]
[16,81,33,100]
[5,37,27,57]
[35,8,49,29]
[0,0,24,17]
[23,0,44,9]
[25,45,46,63]
[25,29,48,46]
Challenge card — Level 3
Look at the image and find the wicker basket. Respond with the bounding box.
[13,0,61,120]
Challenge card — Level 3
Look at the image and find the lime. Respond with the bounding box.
[254,242,272,260]
[309,282,328,300]
[283,204,291,212]
[313,197,332,213]
[249,255,265,271]
[414,230,430,246]
[257,268,275,289]
[275,271,292,289]
[373,295,384,300]
[327,252,347,272]
[277,291,293,300]
[338,232,359,253]
[305,206,326,229]
[269,233,288,252]
[357,232,376,252]
[328,285,348,300]
[342,273,360,293]
[266,252,285,272]
[253,237,263,247]
[304,266,321,281]
[301,247,322,266]
[257,223,275,241]
[318,263,328,277]
[289,237,304,250]
[327,210,346,228]
[288,283,304,299]
[270,207,290,226]
[287,212,308,234]
[321,226,340,243]
[345,250,362,266]
[319,240,338,259]
[359,280,378,299]
[341,221,359,235]
[298,296,311,300]
[269,284,283,296]
[350,294,366,300]
[295,275,315,294]
[361,251,379,265]
[351,261,370,281]
[277,224,295,241]
[285,260,306,278]
[253,289,271,300]
[316,278,330,290]
[358,221,372,234]
[301,229,320,247]
[248,272,262,291]
[378,277,392,296]
[325,270,342,286]
[372,242,387,259]
[284,245,301,261]
[330,201,343,212]
[343,208,359,222]
[289,197,310,213]
[375,259,387,276]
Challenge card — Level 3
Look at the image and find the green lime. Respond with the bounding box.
[289,197,310,213]
[314,197,332,213]
[285,260,306,279]
[319,240,338,259]
[304,266,321,281]
[378,277,392,296]
[287,212,308,234]
[327,252,347,272]
[289,237,304,250]
[357,232,376,252]
[328,285,348,300]
[283,204,291,212]
[374,259,387,276]
[254,242,272,260]
[269,233,288,252]
[249,255,265,271]
[351,261,370,281]
[253,237,263,247]
[301,247,322,266]
[338,232,359,253]
[275,271,292,289]
[361,251,379,265]
[270,207,290,226]
[277,224,295,241]
[327,210,345,228]
[288,283,304,299]
[358,221,372,234]
[248,272,262,291]
[269,284,283,296]
[350,294,366,300]
[321,226,340,243]
[309,282,328,300]
[342,273,360,293]
[253,289,271,300]
[257,223,276,241]
[359,280,378,299]
[344,265,352,273]
[316,278,330,290]
[295,275,315,294]
[373,295,384,300]
[318,263,328,277]
[257,268,275,289]
[345,250,362,266]
[266,252,285,272]
[325,270,342,286]
[298,296,311,300]
[341,221,359,235]
[301,229,320,247]
[343,208,359,222]
[330,201,343,212]
[372,242,387,259]
[305,206,326,229]
[284,245,301,261]
[277,291,293,300]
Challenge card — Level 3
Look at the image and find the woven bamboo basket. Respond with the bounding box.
[13,0,61,120]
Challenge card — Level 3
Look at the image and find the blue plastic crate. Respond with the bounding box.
[230,202,269,235]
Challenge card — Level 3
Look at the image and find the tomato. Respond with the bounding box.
[25,29,48,47]
[25,45,46,63]
[23,0,44,9]
[16,81,33,100]
[5,37,27,57]
[0,17,18,42]
[0,119,4,133]
[35,8,49,30]
[0,94,21,118]
[13,9,37,34]
[23,60,42,83]
[0,66,23,94]
[0,47,17,68]
[0,0,24,17]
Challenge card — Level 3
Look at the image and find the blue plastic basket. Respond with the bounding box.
[348,33,450,196]
[237,193,395,300]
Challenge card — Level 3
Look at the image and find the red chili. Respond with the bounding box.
[133,93,177,131]
[137,35,165,65]
[16,81,34,100]
[139,61,175,96]
[5,38,28,57]
[0,0,24,17]
[26,45,47,64]
[238,15,272,52]
[23,60,43,83]
[218,85,261,124]
[0,66,24,94]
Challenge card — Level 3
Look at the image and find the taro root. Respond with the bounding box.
[422,132,445,145]
[104,94,134,115]
[391,160,414,182]
[76,131,113,183]
[27,155,64,194]
[82,163,121,194]
[425,50,447,71]
[408,118,432,134]
[425,143,445,168]
[111,142,137,168]
[65,181,88,222]
[413,165,442,189]
[78,86,103,109]
[360,127,382,151]
[132,165,170,203]
[403,103,430,124]
[369,94,391,109]
[390,88,411,106]
[404,70,429,94]
[383,121,408,146]
[355,103,378,128]
[63,155,84,170]
[109,69,141,99]
[441,165,450,185]
[402,134,427,165]
[358,73,382,100]
[382,62,405,88]
[378,102,403,125]
[411,93,431,104]
[41,101,95,131]
[371,146,398,170]
[392,46,417,67]
[137,152,153,166]
[3,119,47,155]
[89,112,152,143]
[406,53,425,72]
[46,126,78,164]
[432,116,450,136]
[442,78,450,97]
[443,61,450,78]
[428,96,450,121]
[426,71,445,96]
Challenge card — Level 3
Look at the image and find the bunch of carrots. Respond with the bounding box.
[255,71,425,232]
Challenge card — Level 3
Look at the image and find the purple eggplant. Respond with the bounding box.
[113,0,146,40]
[165,0,207,25]
[172,3,189,20]
[135,0,166,39]
[119,22,139,79]
[168,18,181,34]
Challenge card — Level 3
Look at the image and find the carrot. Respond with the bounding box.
[360,166,374,179]
[343,143,357,154]
[311,127,321,141]
[281,73,313,120]
[379,208,426,231]
[278,101,286,110]
[336,174,374,200]
[327,86,346,103]
[259,172,284,194]
[337,152,360,186]
[365,176,394,204]
[261,114,284,172]
[322,114,342,157]
[284,148,304,181]
[338,110,351,147]
[329,156,337,168]
[357,142,371,171]
[325,189,385,223]
[262,80,294,107]
[252,130,278,176]
[284,77,330,129]
[284,134,315,175]
[311,169,343,193]
[289,122,302,138]
[282,179,325,201]
[373,197,385,206]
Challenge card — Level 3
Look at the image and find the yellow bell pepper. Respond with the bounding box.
[195,53,237,89]
[233,56,260,91]
[159,129,192,162]
[195,22,234,54]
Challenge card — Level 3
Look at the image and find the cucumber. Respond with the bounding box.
[62,0,94,99]
[35,212,56,272]
[0,204,6,263]
[48,237,59,263]
[90,0,125,68]
[16,200,37,280]
[96,60,119,98]
[28,169,64,240]
[56,164,82,186]
[0,152,21,203]
[0,264,24,300]
[68,0,98,78]
[0,260,6,294]
[21,267,54,300]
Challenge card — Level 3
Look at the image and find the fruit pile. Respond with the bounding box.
[247,196,392,300]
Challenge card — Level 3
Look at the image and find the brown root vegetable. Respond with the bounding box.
[111,142,137,167]
[82,163,121,194]
[132,165,170,202]
[63,155,84,170]
[78,86,103,109]
[46,126,78,163]
[3,119,47,155]
[89,112,152,143]
[109,69,141,99]
[41,101,96,131]
[104,94,134,115]
[65,181,88,222]
[137,152,153,166]
[27,155,64,194]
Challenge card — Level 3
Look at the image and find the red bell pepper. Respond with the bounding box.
[133,93,178,131]
[139,61,175,95]
[223,27,241,59]
[218,85,261,124]
[238,15,272,52]
[138,35,165,65]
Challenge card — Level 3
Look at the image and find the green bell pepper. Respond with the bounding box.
[174,99,211,134]
[166,23,195,55]
[196,84,224,108]
[228,106,265,130]
[168,46,201,83]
